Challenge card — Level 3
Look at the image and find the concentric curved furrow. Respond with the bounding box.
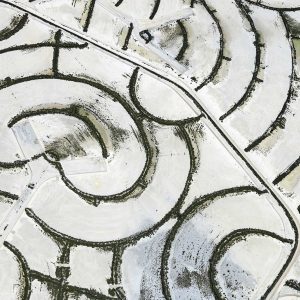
[2,223,118,299]
[140,1,221,86]
[0,78,151,204]
[130,67,202,124]
[247,75,300,192]
[184,0,222,89]
[0,2,299,299]
[3,212,117,299]
[178,119,256,212]
[230,12,300,201]
[277,251,300,298]
[273,154,300,200]
[195,0,257,117]
[5,214,60,279]
[8,0,222,85]
[0,11,28,42]
[23,121,190,242]
[220,4,293,148]
[2,241,32,299]
[0,4,62,85]
[88,0,221,83]
[161,189,295,299]
[0,71,194,243]
[0,245,25,299]
[210,231,293,299]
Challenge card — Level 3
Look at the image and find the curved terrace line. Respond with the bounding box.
[8,105,109,159]
[0,13,28,41]
[0,5,298,298]
[245,12,296,151]
[273,155,300,185]
[194,0,224,91]
[209,229,293,299]
[160,185,268,300]
[4,241,32,299]
[24,123,195,248]
[149,0,160,20]
[130,67,204,125]
[175,20,189,62]
[1,74,156,206]
[219,0,262,120]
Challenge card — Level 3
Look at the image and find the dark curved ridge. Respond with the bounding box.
[149,0,160,20]
[24,123,195,248]
[110,245,125,285]
[0,189,18,201]
[0,153,43,171]
[30,269,115,299]
[8,105,109,159]
[273,155,300,185]
[0,159,28,169]
[4,241,32,299]
[82,0,96,32]
[245,12,296,152]
[122,22,133,51]
[219,1,262,121]
[0,40,87,55]
[130,67,204,125]
[0,13,28,41]
[160,185,268,300]
[2,73,157,206]
[245,0,300,12]
[285,279,300,291]
[52,30,61,76]
[195,0,224,91]
[175,20,189,62]
[209,229,293,299]
[0,4,297,294]
[115,0,125,7]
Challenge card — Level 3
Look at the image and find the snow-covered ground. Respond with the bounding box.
[0,0,299,299]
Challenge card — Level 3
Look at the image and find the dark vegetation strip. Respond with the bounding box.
[115,0,124,7]
[4,241,32,299]
[219,1,262,121]
[149,0,160,20]
[0,5,298,298]
[129,67,204,125]
[0,13,28,41]
[209,229,293,299]
[160,186,268,300]
[244,12,296,151]
[121,22,133,51]
[8,105,108,159]
[175,20,188,62]
[23,122,194,249]
[285,279,300,291]
[82,0,96,32]
[195,0,224,91]
[273,155,300,185]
